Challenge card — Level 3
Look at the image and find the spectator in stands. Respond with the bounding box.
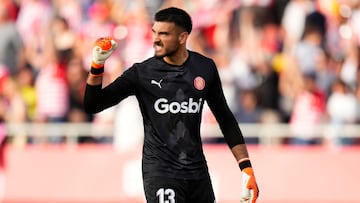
[277,52,304,122]
[313,49,337,97]
[1,76,27,146]
[235,89,263,124]
[281,0,314,53]
[326,79,357,147]
[0,1,24,76]
[16,0,52,72]
[49,15,77,67]
[289,72,326,145]
[16,65,37,122]
[234,89,263,144]
[34,42,69,144]
[66,57,94,143]
[294,11,327,75]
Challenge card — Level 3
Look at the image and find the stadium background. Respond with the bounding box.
[0,0,360,202]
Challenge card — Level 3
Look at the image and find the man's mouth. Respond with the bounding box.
[153,43,163,51]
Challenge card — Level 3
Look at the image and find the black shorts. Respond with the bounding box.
[143,176,216,203]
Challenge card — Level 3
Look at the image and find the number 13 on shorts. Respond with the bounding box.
[156,188,175,203]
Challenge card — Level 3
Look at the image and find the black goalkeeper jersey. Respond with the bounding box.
[84,51,244,179]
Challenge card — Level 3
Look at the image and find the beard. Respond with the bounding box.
[153,41,179,58]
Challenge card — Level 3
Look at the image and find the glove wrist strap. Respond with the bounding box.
[238,158,252,170]
[90,67,104,76]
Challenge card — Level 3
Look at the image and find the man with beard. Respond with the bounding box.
[84,7,259,203]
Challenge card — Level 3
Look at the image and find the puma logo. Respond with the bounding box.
[151,79,163,88]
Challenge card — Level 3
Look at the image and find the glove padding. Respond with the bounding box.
[241,167,259,203]
[92,37,118,68]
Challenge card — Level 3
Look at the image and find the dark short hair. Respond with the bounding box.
[154,7,192,34]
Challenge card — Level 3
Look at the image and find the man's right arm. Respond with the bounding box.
[84,81,103,114]
[87,74,103,86]
[84,74,103,113]
[83,37,117,113]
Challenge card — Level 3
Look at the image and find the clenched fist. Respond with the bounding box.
[91,37,118,69]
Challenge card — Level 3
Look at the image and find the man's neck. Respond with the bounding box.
[163,50,189,66]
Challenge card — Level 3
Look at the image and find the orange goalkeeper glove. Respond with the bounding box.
[90,37,117,76]
[239,159,259,203]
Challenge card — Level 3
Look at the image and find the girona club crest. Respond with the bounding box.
[194,76,205,91]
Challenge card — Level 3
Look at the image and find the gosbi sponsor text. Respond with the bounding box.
[154,98,203,114]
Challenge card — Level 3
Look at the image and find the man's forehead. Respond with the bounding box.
[152,21,178,31]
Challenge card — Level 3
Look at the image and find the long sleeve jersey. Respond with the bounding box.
[84,51,245,179]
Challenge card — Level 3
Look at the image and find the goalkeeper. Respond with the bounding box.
[84,7,259,203]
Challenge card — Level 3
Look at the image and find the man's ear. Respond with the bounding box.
[179,32,189,45]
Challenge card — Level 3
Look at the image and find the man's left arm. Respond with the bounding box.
[205,61,259,203]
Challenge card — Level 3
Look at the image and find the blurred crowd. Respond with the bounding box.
[0,0,359,147]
